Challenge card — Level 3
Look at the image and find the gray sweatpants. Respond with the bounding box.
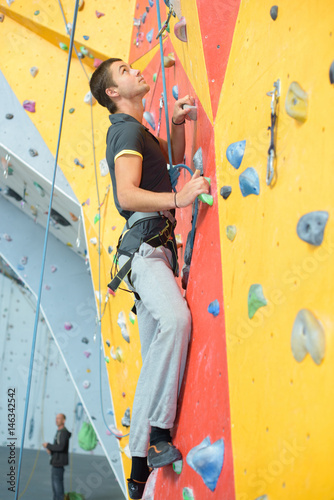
[120,242,191,457]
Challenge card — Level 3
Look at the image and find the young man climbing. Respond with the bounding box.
[90,58,209,499]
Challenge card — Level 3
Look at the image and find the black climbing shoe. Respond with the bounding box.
[147,441,182,468]
[127,478,146,499]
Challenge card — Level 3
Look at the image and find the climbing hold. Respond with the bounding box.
[105,356,110,364]
[51,265,57,273]
[226,225,237,241]
[21,256,28,265]
[285,82,308,122]
[173,460,183,474]
[121,408,131,427]
[6,0,15,5]
[220,186,232,199]
[45,284,51,291]
[29,148,38,157]
[172,85,179,100]
[142,98,146,110]
[110,347,116,360]
[193,148,203,175]
[181,264,190,290]
[4,234,12,242]
[80,46,89,55]
[163,53,175,68]
[94,58,103,68]
[175,234,183,248]
[226,140,246,169]
[142,11,147,24]
[106,340,111,348]
[174,17,187,42]
[183,487,195,500]
[17,264,24,271]
[95,10,105,18]
[248,284,267,319]
[198,178,213,205]
[33,181,45,197]
[0,13,4,22]
[84,91,96,105]
[122,392,126,398]
[69,212,78,222]
[329,61,334,84]
[108,245,113,254]
[34,10,40,15]
[64,322,73,331]
[99,158,109,176]
[153,73,157,82]
[23,100,36,113]
[117,311,130,343]
[78,0,84,10]
[30,66,38,77]
[83,381,90,389]
[296,211,329,246]
[183,104,197,121]
[83,35,89,40]
[148,0,154,6]
[146,28,154,43]
[83,350,91,358]
[143,111,155,130]
[142,468,158,500]
[129,311,136,325]
[74,158,84,168]
[187,436,225,492]
[94,214,100,224]
[69,108,75,114]
[116,347,124,362]
[208,299,220,317]
[270,6,278,20]
[291,309,325,365]
[109,425,125,439]
[239,167,260,197]
[82,337,89,344]
[90,237,97,245]
[112,225,116,231]
[59,42,68,51]
[6,114,14,119]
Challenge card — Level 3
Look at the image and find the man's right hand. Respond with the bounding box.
[175,170,210,208]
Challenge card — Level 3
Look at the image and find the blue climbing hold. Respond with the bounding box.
[226,140,246,169]
[142,11,147,23]
[146,28,154,43]
[172,85,179,100]
[143,111,155,130]
[187,436,225,492]
[142,98,146,110]
[208,299,220,317]
[149,0,154,6]
[83,35,89,40]
[296,211,329,246]
[239,167,260,197]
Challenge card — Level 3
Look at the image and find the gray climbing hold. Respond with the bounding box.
[270,6,278,20]
[117,311,130,343]
[30,66,39,77]
[6,114,14,119]
[220,186,232,199]
[146,28,154,43]
[226,140,246,169]
[29,148,38,157]
[248,284,267,319]
[239,167,260,196]
[193,147,203,174]
[81,337,89,344]
[296,211,329,246]
[285,82,308,122]
[329,61,334,84]
[291,309,325,365]
[121,408,131,427]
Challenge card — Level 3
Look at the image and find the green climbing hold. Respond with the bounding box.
[153,73,157,82]
[80,46,89,55]
[198,193,213,206]
[69,108,75,114]
[34,10,40,15]
[94,214,100,224]
[226,225,237,241]
[285,82,308,122]
[183,487,195,500]
[172,460,183,474]
[105,356,110,364]
[59,42,68,51]
[248,284,267,319]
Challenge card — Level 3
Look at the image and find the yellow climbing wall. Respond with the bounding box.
[0,0,138,481]
[215,1,334,499]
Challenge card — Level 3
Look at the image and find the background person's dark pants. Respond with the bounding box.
[51,465,64,500]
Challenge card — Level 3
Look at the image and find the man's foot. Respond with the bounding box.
[127,478,146,499]
[147,441,182,468]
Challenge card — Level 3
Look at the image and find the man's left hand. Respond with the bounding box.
[172,95,195,124]
[42,442,48,448]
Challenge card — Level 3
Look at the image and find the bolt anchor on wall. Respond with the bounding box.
[266,79,280,186]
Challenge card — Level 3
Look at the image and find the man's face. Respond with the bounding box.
[56,414,65,427]
[109,61,150,99]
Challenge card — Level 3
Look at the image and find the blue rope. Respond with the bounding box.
[156,0,174,175]
[15,2,81,498]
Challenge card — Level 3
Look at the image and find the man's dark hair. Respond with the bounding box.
[90,58,122,114]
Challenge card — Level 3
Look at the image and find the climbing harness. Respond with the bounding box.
[15,3,81,498]
[266,79,280,186]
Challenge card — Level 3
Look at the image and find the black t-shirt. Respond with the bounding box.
[106,113,172,220]
[105,113,175,256]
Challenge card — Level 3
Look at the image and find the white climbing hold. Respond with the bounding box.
[83,380,90,389]
[84,91,96,105]
[90,237,97,245]
[117,311,130,343]
[291,309,325,365]
[99,158,109,177]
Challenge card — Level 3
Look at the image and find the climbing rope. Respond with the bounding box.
[15,2,81,498]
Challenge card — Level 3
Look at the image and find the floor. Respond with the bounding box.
[0,446,126,500]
